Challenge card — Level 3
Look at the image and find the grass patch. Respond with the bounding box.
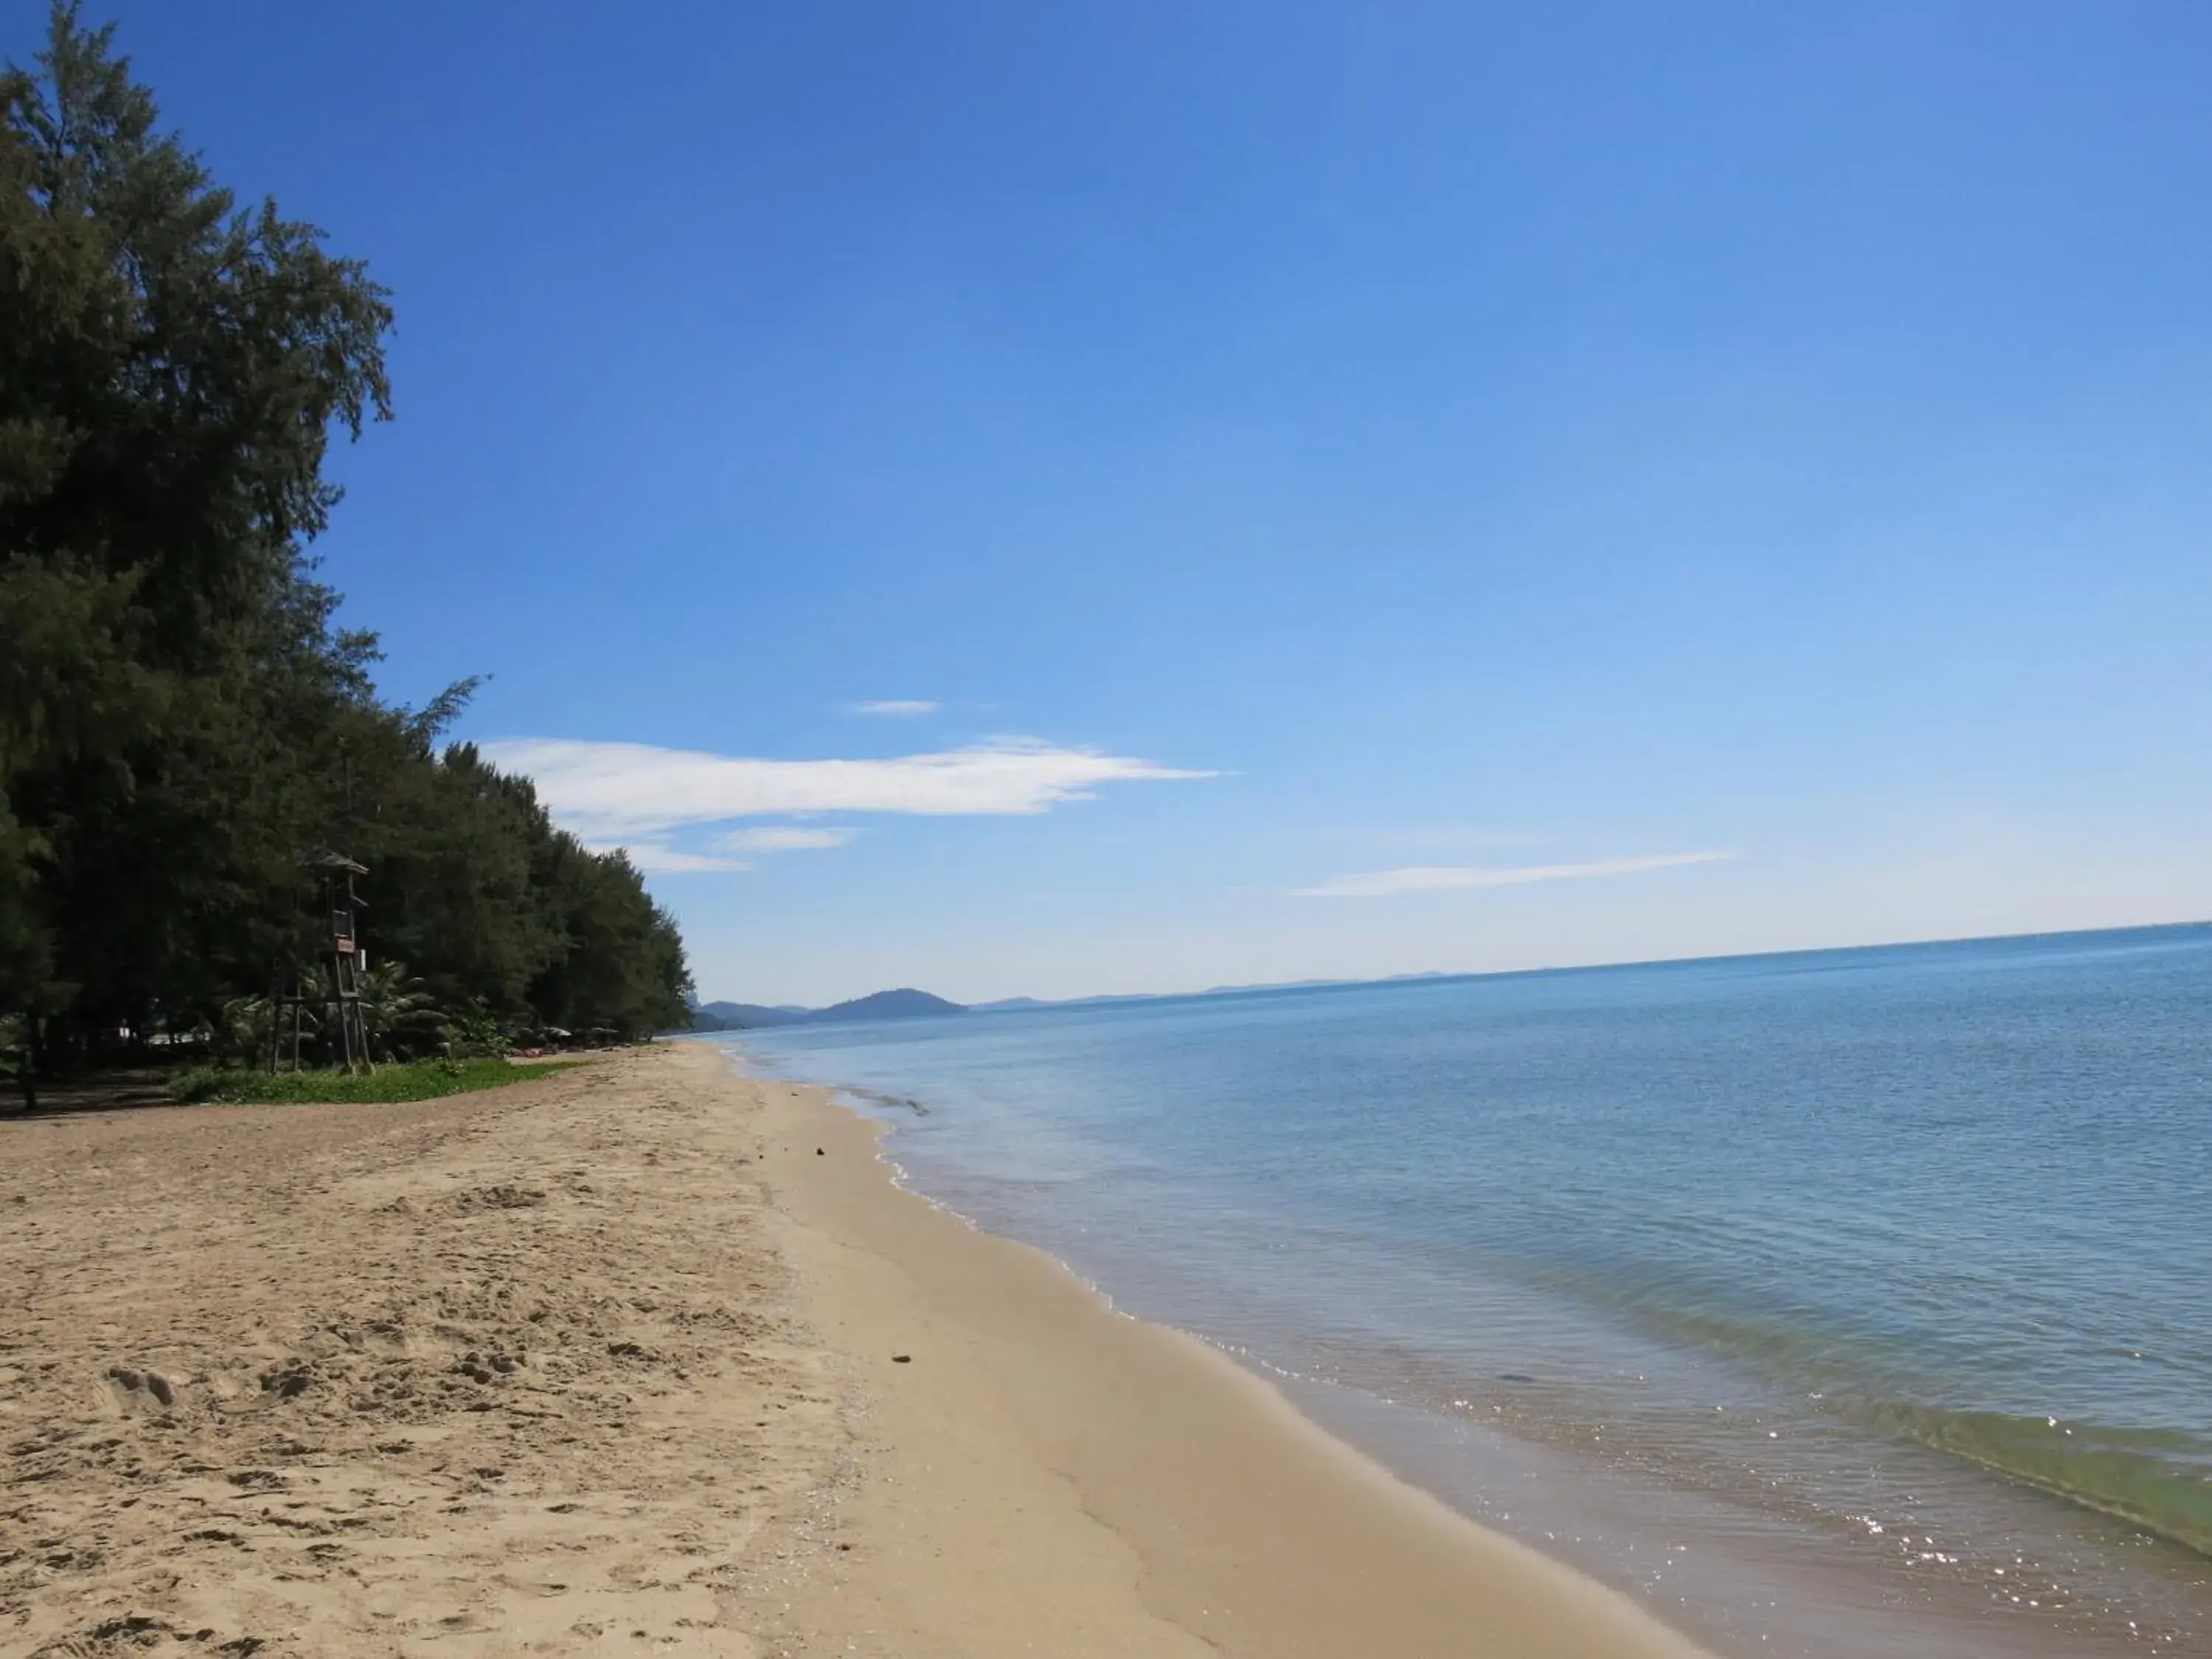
[171,1057,577,1105]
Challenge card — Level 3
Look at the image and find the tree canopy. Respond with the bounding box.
[1,5,692,1067]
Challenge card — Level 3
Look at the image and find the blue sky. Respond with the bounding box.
[46,2,2212,1003]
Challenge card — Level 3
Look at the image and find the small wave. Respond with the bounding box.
[846,1086,931,1116]
[1872,1402,2212,1559]
[1517,1268,2212,1559]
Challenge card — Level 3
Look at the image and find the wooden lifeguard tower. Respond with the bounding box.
[279,851,373,1074]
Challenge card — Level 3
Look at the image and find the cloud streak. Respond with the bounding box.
[852,700,939,717]
[590,842,749,875]
[484,736,1211,841]
[717,826,856,853]
[1293,851,1735,899]
[587,826,860,874]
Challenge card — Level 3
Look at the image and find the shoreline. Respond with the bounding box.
[732,1042,1719,1658]
[723,940,2212,1659]
[4,1041,1717,1657]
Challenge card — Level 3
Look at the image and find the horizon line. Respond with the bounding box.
[696,915,2212,1016]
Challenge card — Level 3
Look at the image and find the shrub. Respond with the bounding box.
[169,1057,573,1105]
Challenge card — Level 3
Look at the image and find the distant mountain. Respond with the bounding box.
[686,988,966,1031]
[690,1001,811,1030]
[810,988,965,1023]
[953,972,1464,1018]
[686,973,1464,1034]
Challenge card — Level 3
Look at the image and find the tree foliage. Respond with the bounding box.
[0,6,691,1066]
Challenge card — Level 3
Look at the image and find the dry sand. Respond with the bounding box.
[2,1040,1716,1658]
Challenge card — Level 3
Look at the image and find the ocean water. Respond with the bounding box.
[720,925,2212,1658]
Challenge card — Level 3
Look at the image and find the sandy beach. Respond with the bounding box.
[2,1041,1713,1658]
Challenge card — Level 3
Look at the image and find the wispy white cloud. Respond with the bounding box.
[1293,851,1736,899]
[852,699,940,717]
[583,827,852,874]
[717,826,856,854]
[484,736,1211,841]
[588,842,750,875]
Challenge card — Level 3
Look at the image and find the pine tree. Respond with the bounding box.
[1,7,692,1072]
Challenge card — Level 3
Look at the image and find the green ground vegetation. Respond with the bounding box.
[1,7,692,1079]
[172,1057,576,1106]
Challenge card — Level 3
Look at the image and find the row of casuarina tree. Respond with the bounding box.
[0,6,694,1079]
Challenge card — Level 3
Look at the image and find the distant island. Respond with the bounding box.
[689,988,967,1031]
[686,971,1460,1032]
[691,928,2212,1040]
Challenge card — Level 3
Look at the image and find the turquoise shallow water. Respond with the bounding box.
[724,925,2212,1657]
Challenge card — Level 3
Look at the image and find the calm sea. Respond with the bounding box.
[718,925,2212,1658]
